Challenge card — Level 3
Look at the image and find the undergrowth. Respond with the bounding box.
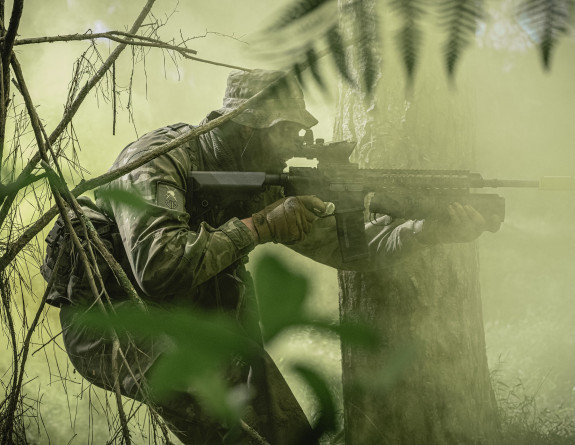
[492,363,575,445]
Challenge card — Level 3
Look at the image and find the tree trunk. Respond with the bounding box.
[334,2,500,444]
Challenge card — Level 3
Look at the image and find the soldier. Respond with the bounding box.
[46,69,499,444]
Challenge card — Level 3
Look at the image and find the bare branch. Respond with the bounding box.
[112,338,132,445]
[0,54,4,172]
[49,0,157,151]
[0,0,157,228]
[11,39,141,445]
[241,420,272,445]
[8,30,199,57]
[113,62,117,135]
[0,0,23,166]
[0,173,47,201]
[4,29,253,73]
[0,0,21,62]
[7,30,194,49]
[181,53,252,71]
[0,272,21,442]
[9,248,64,440]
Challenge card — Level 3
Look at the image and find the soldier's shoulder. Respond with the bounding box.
[113,123,195,168]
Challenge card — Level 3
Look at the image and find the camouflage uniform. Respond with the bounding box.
[55,70,425,444]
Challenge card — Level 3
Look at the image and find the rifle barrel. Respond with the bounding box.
[480,176,575,190]
[479,179,540,188]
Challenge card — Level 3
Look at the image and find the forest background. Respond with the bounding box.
[1,0,575,443]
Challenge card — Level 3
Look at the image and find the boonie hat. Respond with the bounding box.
[216,69,318,129]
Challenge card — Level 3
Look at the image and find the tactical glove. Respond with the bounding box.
[417,202,502,244]
[252,196,326,244]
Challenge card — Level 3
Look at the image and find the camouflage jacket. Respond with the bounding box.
[95,122,423,310]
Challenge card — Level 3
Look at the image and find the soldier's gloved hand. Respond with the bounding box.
[251,196,326,244]
[417,202,502,244]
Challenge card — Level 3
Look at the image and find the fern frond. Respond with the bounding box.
[518,0,573,70]
[268,0,336,31]
[293,62,306,88]
[258,0,379,94]
[292,47,325,91]
[305,47,325,89]
[355,0,380,95]
[437,0,485,78]
[390,0,426,82]
[326,26,355,85]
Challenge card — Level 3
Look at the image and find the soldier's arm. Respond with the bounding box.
[286,215,425,270]
[98,131,257,299]
[288,202,500,270]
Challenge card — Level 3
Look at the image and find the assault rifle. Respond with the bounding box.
[188,139,574,262]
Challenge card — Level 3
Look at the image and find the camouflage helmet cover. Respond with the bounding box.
[216,69,318,129]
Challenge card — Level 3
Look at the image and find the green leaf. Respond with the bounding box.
[78,305,257,423]
[292,363,337,439]
[355,0,379,95]
[253,253,309,342]
[268,0,336,31]
[437,0,486,78]
[517,0,573,70]
[306,47,326,90]
[391,0,426,82]
[326,26,354,85]
[96,187,148,211]
[326,320,380,350]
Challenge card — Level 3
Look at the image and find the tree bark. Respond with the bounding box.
[335,2,500,444]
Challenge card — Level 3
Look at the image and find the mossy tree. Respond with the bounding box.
[333,1,500,443]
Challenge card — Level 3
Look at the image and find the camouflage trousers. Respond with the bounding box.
[59,304,316,445]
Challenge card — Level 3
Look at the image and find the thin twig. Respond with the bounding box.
[0,0,23,167]
[181,53,252,71]
[14,249,64,423]
[112,339,132,445]
[0,272,20,444]
[0,54,4,174]
[4,29,253,72]
[112,62,117,136]
[8,30,197,55]
[12,45,135,444]
[0,173,46,201]
[0,0,22,61]
[240,420,272,445]
[0,0,158,229]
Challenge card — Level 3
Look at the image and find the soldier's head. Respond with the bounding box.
[216,69,317,171]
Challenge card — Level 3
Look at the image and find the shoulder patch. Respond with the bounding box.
[156,182,186,213]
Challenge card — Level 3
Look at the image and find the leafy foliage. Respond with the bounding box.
[518,0,573,70]
[254,253,309,341]
[292,363,338,440]
[254,253,379,347]
[326,26,354,85]
[390,0,426,81]
[255,0,378,94]
[96,187,148,211]
[438,0,485,78]
[491,362,575,444]
[81,253,378,437]
[267,0,336,31]
[264,0,573,91]
[81,305,256,422]
[354,0,380,94]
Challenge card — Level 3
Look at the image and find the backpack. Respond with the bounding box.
[40,196,130,307]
